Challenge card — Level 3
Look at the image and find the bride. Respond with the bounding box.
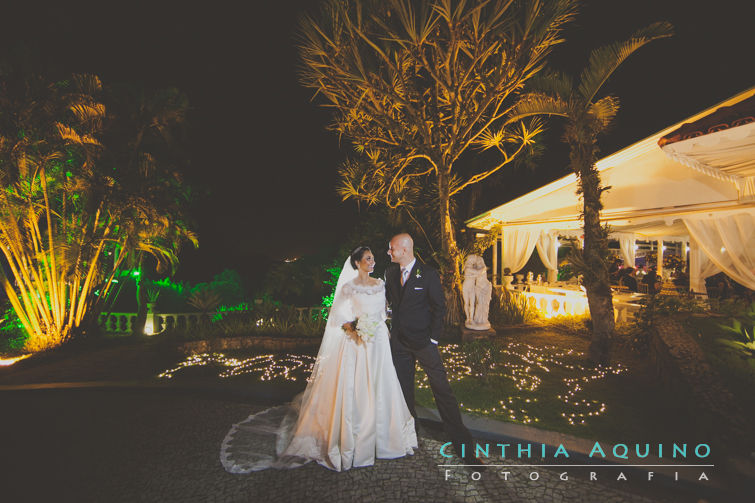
[221,246,417,472]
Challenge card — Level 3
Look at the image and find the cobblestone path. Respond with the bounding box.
[0,388,721,502]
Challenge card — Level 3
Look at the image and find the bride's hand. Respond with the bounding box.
[342,321,357,337]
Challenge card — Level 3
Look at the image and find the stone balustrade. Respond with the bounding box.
[98,312,137,334]
[99,306,330,335]
[506,285,642,322]
[98,312,212,335]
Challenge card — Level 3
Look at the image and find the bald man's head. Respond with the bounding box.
[388,233,415,266]
[394,233,413,250]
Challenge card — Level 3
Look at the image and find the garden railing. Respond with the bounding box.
[99,306,330,335]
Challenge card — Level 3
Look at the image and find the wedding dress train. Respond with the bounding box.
[220,265,416,473]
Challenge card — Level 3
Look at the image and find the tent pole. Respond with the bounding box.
[492,235,498,287]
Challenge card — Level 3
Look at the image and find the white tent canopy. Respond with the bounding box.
[467,88,755,294]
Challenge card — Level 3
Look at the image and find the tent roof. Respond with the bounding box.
[467,87,755,241]
[659,94,755,182]
[659,94,755,148]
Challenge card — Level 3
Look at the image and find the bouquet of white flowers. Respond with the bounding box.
[355,316,381,344]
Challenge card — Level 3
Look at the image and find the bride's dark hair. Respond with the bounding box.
[350,246,371,270]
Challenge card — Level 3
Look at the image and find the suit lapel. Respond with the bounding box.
[391,265,403,302]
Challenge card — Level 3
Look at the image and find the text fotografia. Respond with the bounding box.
[444,470,711,483]
[439,442,712,460]
[440,442,712,483]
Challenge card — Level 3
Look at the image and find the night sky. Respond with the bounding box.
[1,0,753,286]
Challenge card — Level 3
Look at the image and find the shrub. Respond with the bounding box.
[0,303,29,354]
[557,263,574,281]
[191,269,245,307]
[628,294,706,353]
[490,291,539,327]
[714,300,755,355]
[187,289,222,313]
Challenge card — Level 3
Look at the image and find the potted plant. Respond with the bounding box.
[146,288,160,314]
[502,268,514,289]
[145,289,161,335]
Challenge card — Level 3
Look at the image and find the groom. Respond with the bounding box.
[385,233,481,465]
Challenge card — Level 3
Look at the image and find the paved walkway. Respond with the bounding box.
[0,385,733,503]
[0,341,743,502]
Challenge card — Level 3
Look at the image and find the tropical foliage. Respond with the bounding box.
[100,83,196,335]
[0,73,196,351]
[0,303,28,353]
[489,290,539,326]
[715,300,755,354]
[298,0,578,322]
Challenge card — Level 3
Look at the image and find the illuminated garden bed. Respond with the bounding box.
[156,334,692,444]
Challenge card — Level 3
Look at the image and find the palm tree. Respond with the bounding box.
[511,22,673,364]
[98,85,196,336]
[0,73,196,350]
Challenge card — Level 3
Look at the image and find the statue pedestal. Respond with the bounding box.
[461,327,498,342]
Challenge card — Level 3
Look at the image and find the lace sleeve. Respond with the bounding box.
[327,283,354,330]
[381,280,388,322]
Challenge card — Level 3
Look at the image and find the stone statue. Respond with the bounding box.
[462,254,492,330]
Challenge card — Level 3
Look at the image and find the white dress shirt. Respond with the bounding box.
[401,258,416,286]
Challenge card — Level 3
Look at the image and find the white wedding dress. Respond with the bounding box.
[220,263,416,473]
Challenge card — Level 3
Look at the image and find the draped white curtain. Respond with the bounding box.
[536,231,559,283]
[613,232,636,268]
[683,210,755,291]
[688,241,721,294]
[502,228,540,274]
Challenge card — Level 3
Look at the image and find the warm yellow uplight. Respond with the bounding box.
[514,290,590,319]
[0,354,31,366]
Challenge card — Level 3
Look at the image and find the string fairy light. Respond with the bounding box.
[158,352,315,382]
[157,340,627,427]
[415,342,626,426]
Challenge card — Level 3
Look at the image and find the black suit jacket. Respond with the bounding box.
[385,261,445,350]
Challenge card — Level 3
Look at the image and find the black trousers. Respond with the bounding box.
[390,337,473,457]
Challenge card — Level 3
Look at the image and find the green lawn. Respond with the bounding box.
[415,335,698,445]
[153,329,707,446]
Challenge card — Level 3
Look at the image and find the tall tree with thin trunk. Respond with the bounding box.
[0,73,196,350]
[100,85,195,336]
[298,0,577,322]
[511,21,673,363]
